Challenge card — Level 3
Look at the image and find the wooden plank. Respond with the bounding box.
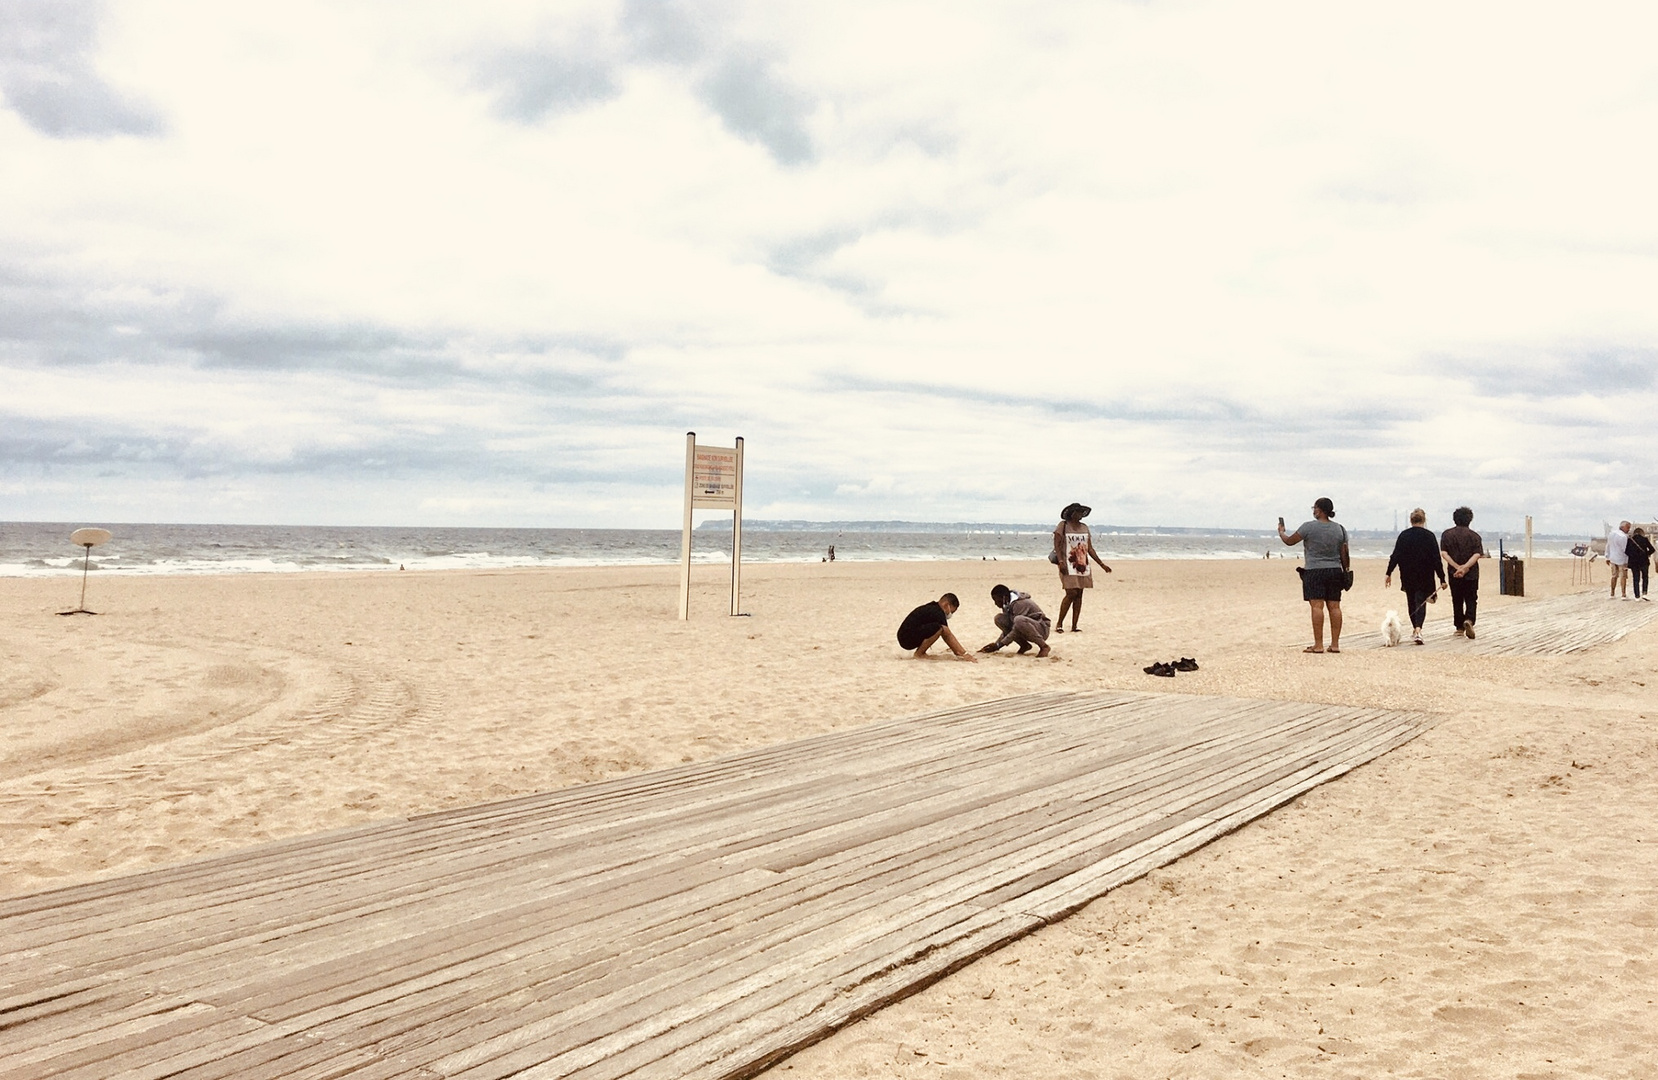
[0,693,1433,1080]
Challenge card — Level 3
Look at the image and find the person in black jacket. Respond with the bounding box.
[1384,508,1446,644]
[1629,527,1655,601]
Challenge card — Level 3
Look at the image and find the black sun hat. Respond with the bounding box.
[1061,503,1091,520]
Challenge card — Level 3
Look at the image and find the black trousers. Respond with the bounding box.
[1449,574,1478,628]
[1404,587,1435,630]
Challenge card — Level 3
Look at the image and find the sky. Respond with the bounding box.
[3,0,1656,535]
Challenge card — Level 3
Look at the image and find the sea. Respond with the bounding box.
[0,520,1576,578]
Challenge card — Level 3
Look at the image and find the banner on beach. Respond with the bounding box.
[680,432,745,620]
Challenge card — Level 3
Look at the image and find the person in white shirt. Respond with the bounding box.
[1607,521,1632,599]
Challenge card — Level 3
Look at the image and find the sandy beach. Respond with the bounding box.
[3,558,1655,1078]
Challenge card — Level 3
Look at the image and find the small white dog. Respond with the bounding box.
[1379,610,1405,647]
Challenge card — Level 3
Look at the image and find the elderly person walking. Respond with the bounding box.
[1277,496,1350,653]
[1607,521,1632,599]
[1052,503,1112,633]
[1385,508,1446,645]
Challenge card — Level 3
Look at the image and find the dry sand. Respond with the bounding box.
[3,558,1655,1078]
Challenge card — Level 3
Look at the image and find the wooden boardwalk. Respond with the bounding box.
[1381,591,1658,655]
[1,692,1432,1080]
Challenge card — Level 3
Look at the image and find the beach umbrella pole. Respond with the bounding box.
[58,528,111,615]
[57,544,98,615]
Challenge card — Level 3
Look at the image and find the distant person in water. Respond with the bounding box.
[1277,496,1350,653]
[1384,508,1446,644]
[827,544,836,562]
[981,584,1052,657]
[897,594,976,660]
[1052,503,1112,632]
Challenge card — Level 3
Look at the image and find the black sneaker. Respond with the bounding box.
[1174,657,1199,671]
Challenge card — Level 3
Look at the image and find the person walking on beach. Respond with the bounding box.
[981,584,1052,657]
[1384,508,1446,645]
[897,594,977,660]
[1606,521,1632,599]
[1052,503,1112,632]
[1440,506,1485,638]
[1628,527,1654,601]
[1277,497,1349,653]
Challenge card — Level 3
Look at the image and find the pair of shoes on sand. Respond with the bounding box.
[1143,657,1198,677]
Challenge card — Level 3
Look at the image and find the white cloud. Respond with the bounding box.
[2,0,1656,532]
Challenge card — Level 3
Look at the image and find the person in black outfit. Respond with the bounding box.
[896,594,976,660]
[1384,508,1446,644]
[1440,505,1486,639]
[1629,527,1655,601]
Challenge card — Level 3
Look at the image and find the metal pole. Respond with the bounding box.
[79,545,92,610]
[730,436,744,616]
[679,432,695,620]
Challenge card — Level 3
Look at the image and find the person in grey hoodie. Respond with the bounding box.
[981,584,1053,657]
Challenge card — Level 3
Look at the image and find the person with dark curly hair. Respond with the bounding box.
[1440,506,1486,638]
[981,583,1052,657]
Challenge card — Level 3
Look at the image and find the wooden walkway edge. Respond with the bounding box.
[0,692,1435,1080]
[1375,590,1658,655]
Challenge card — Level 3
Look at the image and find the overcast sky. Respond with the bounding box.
[3,1,1655,534]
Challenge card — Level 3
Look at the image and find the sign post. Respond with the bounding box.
[679,431,745,619]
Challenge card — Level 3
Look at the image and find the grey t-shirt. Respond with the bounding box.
[1297,519,1347,569]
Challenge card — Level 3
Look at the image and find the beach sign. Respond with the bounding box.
[679,432,745,620]
[691,446,739,508]
[60,527,113,616]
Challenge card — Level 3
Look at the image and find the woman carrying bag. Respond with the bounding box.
[1052,503,1112,632]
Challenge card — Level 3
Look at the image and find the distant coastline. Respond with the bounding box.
[2,520,1586,578]
[710,519,1583,545]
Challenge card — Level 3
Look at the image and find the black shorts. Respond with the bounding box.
[897,621,945,650]
[1301,567,1345,602]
